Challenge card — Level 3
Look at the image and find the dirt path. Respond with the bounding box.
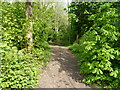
[37,45,90,88]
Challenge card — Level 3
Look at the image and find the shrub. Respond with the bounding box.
[69,3,120,88]
[0,44,43,88]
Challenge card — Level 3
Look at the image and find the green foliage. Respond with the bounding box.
[1,45,40,88]
[32,47,50,66]
[1,44,50,88]
[33,2,54,49]
[1,2,51,88]
[69,2,120,88]
[1,2,26,49]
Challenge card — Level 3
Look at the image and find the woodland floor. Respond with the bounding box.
[37,44,90,88]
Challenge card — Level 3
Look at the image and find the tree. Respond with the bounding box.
[1,1,50,88]
[69,2,120,88]
[26,0,33,50]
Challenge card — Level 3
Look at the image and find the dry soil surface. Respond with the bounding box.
[37,45,90,88]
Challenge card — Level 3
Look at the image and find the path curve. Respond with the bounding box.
[37,45,90,88]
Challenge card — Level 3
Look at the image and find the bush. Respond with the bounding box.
[69,3,120,88]
[32,47,50,66]
[0,44,50,88]
[1,2,51,88]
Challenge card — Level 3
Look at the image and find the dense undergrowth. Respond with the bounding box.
[1,1,69,88]
[1,2,51,88]
[69,2,120,88]
[1,45,50,88]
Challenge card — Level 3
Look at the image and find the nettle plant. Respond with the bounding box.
[70,3,120,88]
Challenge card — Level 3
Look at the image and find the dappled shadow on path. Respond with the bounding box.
[50,45,84,84]
[37,45,90,88]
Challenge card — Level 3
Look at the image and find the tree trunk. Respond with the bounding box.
[26,0,33,50]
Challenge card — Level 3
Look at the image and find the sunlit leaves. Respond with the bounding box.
[1,2,50,88]
[1,47,41,88]
[69,2,120,88]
